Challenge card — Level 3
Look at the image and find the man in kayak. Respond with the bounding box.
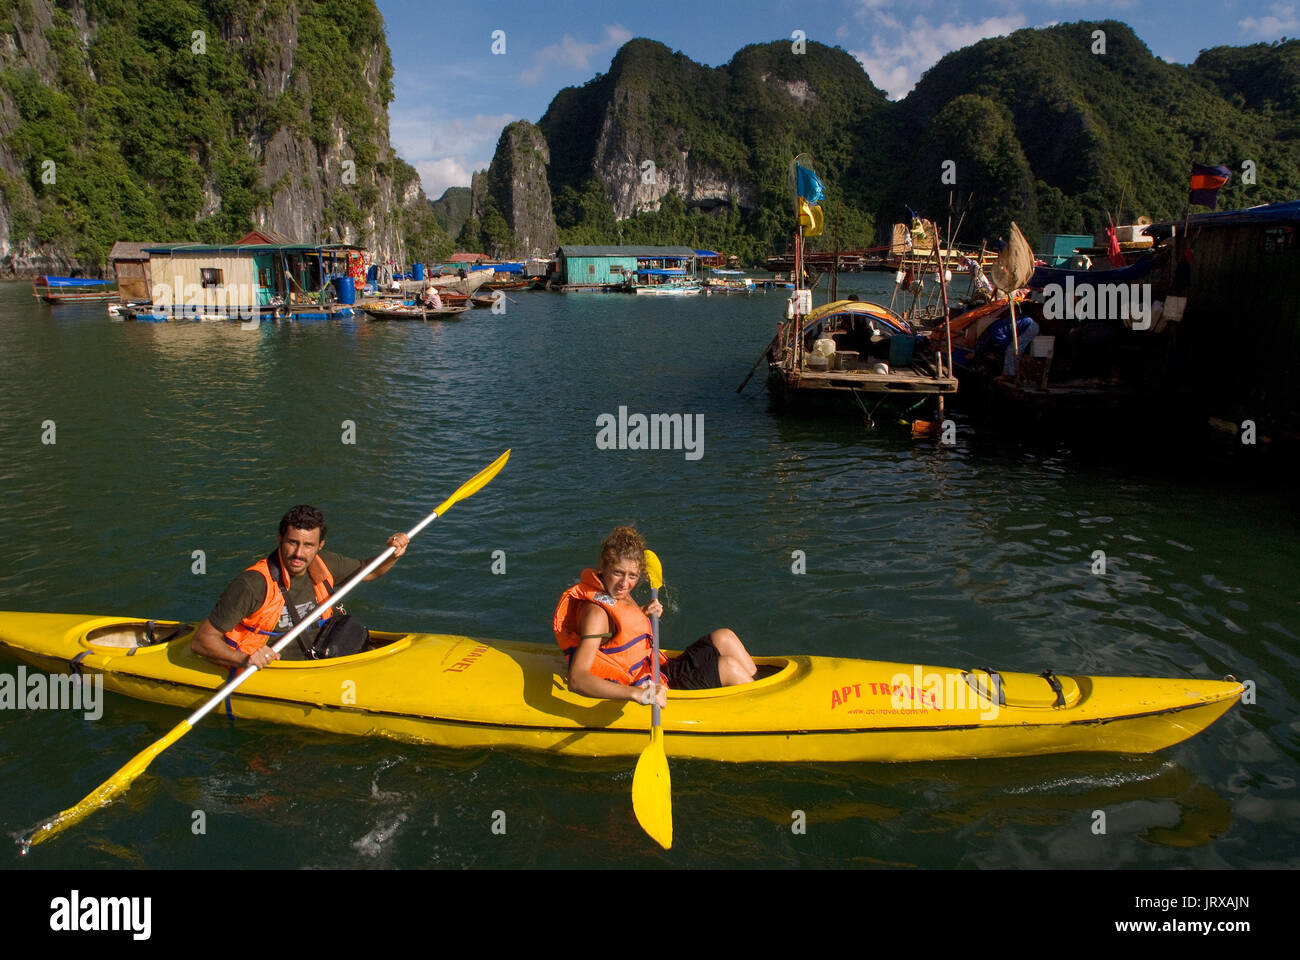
[553,526,757,707]
[191,505,408,669]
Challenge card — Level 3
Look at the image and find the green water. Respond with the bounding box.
[1,278,1297,868]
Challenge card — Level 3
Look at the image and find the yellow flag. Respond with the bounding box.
[799,199,824,237]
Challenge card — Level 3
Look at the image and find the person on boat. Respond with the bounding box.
[420,284,442,309]
[191,505,408,669]
[553,526,757,708]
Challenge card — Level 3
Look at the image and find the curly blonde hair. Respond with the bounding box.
[599,526,645,572]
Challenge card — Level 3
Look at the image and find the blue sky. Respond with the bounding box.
[375,0,1299,199]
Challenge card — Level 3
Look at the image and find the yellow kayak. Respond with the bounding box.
[0,611,1243,763]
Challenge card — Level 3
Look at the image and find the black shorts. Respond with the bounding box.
[661,635,721,690]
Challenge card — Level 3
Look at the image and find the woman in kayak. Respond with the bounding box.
[553,526,757,707]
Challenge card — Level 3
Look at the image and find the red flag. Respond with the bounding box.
[1106,222,1127,268]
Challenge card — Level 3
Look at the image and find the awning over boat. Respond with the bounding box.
[34,276,114,287]
[711,269,746,276]
[801,299,912,336]
[636,268,686,275]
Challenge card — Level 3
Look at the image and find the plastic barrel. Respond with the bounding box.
[888,334,916,367]
[333,276,356,305]
[414,263,425,281]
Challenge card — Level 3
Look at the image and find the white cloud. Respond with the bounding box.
[848,12,1028,100]
[388,111,519,197]
[519,24,633,85]
[418,158,480,201]
[1239,2,1299,39]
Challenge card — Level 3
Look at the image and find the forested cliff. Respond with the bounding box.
[459,22,1300,260]
[0,0,450,276]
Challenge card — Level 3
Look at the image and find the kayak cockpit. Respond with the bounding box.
[84,620,196,652]
[635,656,797,700]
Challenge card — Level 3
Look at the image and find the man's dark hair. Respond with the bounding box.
[280,505,326,540]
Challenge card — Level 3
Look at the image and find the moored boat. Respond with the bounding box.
[702,269,754,293]
[0,612,1244,763]
[764,158,956,427]
[33,276,119,303]
[358,300,470,320]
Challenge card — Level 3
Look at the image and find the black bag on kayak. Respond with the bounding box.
[301,613,370,659]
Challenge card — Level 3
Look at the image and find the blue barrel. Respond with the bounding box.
[414,263,425,281]
[333,276,356,305]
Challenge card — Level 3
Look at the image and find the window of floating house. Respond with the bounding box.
[588,264,596,275]
[201,268,223,288]
[258,267,272,288]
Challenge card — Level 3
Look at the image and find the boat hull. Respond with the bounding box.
[0,612,1242,763]
[359,301,470,320]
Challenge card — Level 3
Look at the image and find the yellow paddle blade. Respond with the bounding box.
[20,719,193,853]
[632,726,672,849]
[643,549,663,591]
[432,449,511,517]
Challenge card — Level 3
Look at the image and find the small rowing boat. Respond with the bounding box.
[359,300,470,321]
[0,612,1243,763]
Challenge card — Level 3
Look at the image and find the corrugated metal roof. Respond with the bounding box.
[557,245,698,258]
[144,243,320,254]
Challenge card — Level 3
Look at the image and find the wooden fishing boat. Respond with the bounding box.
[765,157,956,427]
[359,300,470,321]
[33,276,119,303]
[0,612,1245,763]
[702,270,754,293]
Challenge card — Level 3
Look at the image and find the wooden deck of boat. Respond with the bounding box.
[787,369,958,394]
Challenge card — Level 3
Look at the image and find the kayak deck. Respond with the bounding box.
[0,612,1244,763]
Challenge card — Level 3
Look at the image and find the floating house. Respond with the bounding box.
[554,245,698,292]
[138,234,366,319]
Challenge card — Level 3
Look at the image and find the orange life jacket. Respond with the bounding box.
[224,552,336,655]
[553,569,666,687]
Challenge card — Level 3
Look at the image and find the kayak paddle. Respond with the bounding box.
[18,448,511,852]
[631,548,672,849]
